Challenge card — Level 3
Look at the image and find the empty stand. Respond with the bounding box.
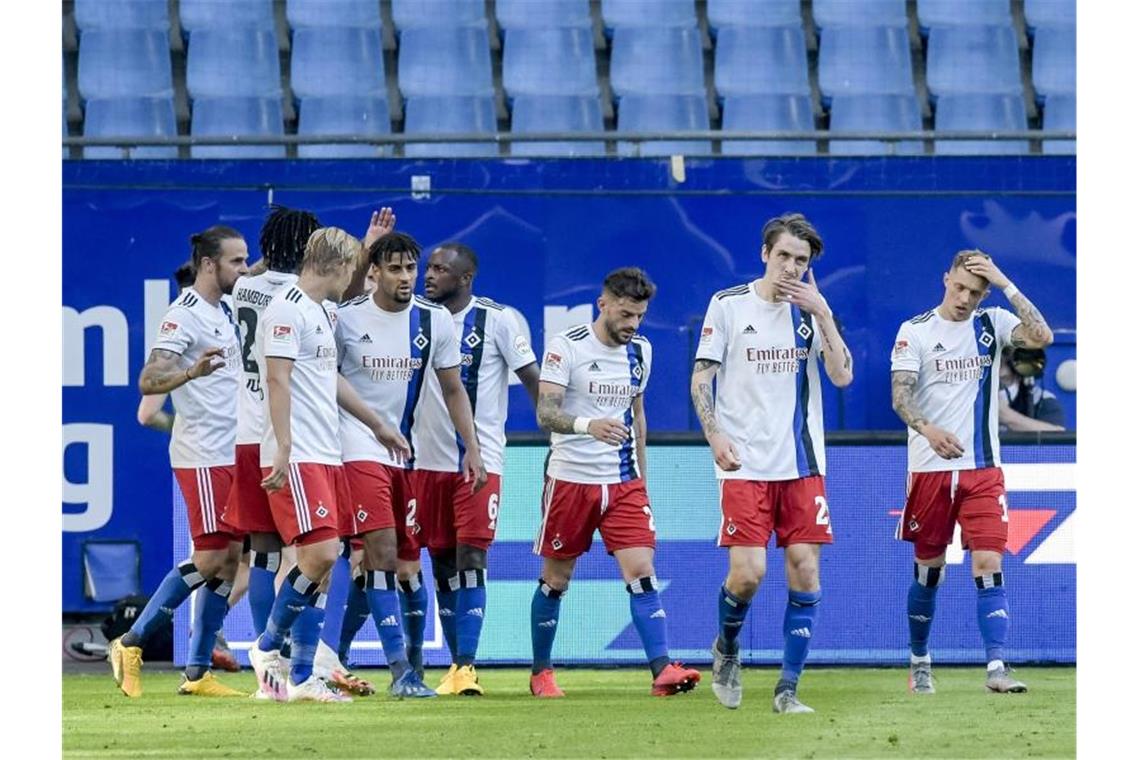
[497,0,592,29]
[298,96,391,158]
[83,97,178,159]
[286,0,382,29]
[715,25,810,97]
[1033,24,1076,100]
[503,28,598,98]
[707,0,801,33]
[828,94,923,155]
[291,27,386,99]
[191,96,286,158]
[610,27,705,96]
[180,0,274,32]
[935,94,1028,154]
[187,28,282,99]
[511,95,605,156]
[77,29,173,100]
[398,27,495,97]
[917,0,1011,30]
[813,0,907,29]
[818,26,914,98]
[1025,0,1076,31]
[926,25,1022,97]
[617,93,711,156]
[721,93,814,155]
[1042,94,1075,154]
[602,0,697,29]
[392,0,487,30]
[403,96,498,157]
[74,0,168,31]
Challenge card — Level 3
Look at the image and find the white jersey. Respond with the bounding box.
[232,270,299,445]
[416,296,537,474]
[258,285,342,467]
[891,306,1020,473]
[151,288,242,468]
[335,294,460,468]
[540,324,652,485]
[696,281,826,480]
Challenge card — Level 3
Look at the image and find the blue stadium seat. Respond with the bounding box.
[503,28,598,98]
[721,94,814,155]
[78,29,173,99]
[917,0,1011,31]
[1042,93,1075,154]
[707,0,801,33]
[818,26,913,99]
[1025,0,1076,31]
[828,94,923,155]
[291,27,386,100]
[610,27,705,97]
[191,96,286,158]
[1033,25,1076,100]
[298,96,391,158]
[714,26,810,97]
[392,0,487,30]
[403,96,498,158]
[398,27,494,97]
[286,0,381,29]
[83,97,178,159]
[602,0,697,29]
[926,25,1022,97]
[511,95,605,156]
[814,0,907,28]
[935,94,1028,155]
[497,0,591,29]
[180,0,274,32]
[617,94,711,156]
[186,28,282,99]
[74,0,168,31]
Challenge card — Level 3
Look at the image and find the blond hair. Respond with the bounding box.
[302,227,361,276]
[950,248,990,271]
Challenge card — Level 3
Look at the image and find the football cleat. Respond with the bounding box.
[211,633,240,673]
[328,669,376,697]
[109,637,143,698]
[389,670,437,699]
[529,668,565,698]
[909,661,935,694]
[651,662,701,696]
[985,664,1028,694]
[773,686,815,714]
[248,646,288,703]
[453,665,484,696]
[287,675,353,703]
[710,638,742,709]
[177,671,247,697]
[435,664,460,695]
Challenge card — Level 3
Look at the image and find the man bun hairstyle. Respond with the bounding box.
[603,266,657,302]
[302,227,362,277]
[260,205,321,274]
[369,231,421,266]
[173,259,197,289]
[190,225,243,270]
[761,213,824,260]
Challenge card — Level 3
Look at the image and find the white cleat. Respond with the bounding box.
[710,638,743,709]
[312,639,345,681]
[909,661,935,694]
[248,646,288,703]
[287,675,353,703]
[985,664,1028,694]
[773,688,815,714]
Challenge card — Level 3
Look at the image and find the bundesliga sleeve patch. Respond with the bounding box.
[544,352,562,369]
[159,321,179,337]
[700,326,714,343]
[271,325,293,343]
[513,335,532,356]
[893,339,908,356]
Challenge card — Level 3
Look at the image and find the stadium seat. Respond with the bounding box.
[391,0,487,30]
[1042,93,1075,154]
[77,29,173,100]
[511,95,605,156]
[714,26,810,97]
[926,25,1022,97]
[1033,25,1076,100]
[617,93,711,156]
[403,95,498,158]
[934,94,1028,155]
[497,0,591,29]
[828,94,923,155]
[721,94,814,155]
[74,0,169,31]
[916,0,1011,31]
[398,27,494,97]
[1025,0,1076,31]
[83,97,178,159]
[503,28,598,98]
[186,28,282,100]
[601,0,697,29]
[610,27,705,97]
[813,0,907,29]
[818,26,914,99]
[707,0,801,33]
[291,27,386,100]
[286,0,382,29]
[297,96,391,158]
[191,96,286,158]
[179,0,274,32]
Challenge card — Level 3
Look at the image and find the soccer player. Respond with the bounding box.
[136,259,196,433]
[890,250,1053,694]
[336,231,488,698]
[418,242,541,696]
[691,213,854,713]
[109,226,249,698]
[530,267,700,698]
[248,228,410,703]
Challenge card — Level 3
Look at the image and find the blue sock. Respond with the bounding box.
[780,589,822,685]
[456,568,487,667]
[366,570,410,680]
[434,572,459,661]
[186,577,233,676]
[975,573,1009,665]
[247,549,281,637]
[908,563,943,658]
[627,576,670,677]
[289,593,326,685]
[398,572,428,672]
[319,546,352,653]
[257,566,320,652]
[530,579,563,674]
[717,585,750,655]
[338,571,370,664]
[122,560,206,647]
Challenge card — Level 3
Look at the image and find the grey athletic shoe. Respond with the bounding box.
[772,685,815,714]
[909,661,935,694]
[710,638,742,709]
[985,665,1028,693]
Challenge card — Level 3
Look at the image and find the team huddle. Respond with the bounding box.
[108,208,1053,712]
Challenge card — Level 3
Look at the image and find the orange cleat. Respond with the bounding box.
[651,662,701,696]
[529,668,565,698]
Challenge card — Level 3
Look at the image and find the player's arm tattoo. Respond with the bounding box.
[890,371,928,434]
[536,384,577,434]
[690,359,721,437]
[138,349,190,395]
[816,314,854,387]
[1007,291,1054,349]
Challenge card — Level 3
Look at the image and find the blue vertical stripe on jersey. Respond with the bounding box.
[399,307,432,469]
[620,341,646,482]
[971,312,998,468]
[790,306,820,478]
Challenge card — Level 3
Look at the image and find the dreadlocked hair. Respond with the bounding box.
[368,231,421,266]
[259,205,321,274]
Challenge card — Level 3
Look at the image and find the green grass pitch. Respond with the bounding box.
[64,666,1074,759]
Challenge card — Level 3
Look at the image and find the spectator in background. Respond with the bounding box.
[998,347,1066,432]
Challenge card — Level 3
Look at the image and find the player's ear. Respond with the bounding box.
[760,244,769,264]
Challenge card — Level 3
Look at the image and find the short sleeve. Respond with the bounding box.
[694,296,728,364]
[263,303,302,361]
[539,334,574,387]
[989,307,1021,348]
[634,339,652,395]
[432,309,461,369]
[497,309,537,371]
[890,321,922,373]
[152,306,195,356]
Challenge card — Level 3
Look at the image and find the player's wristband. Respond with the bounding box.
[573,417,590,435]
[1003,283,1020,299]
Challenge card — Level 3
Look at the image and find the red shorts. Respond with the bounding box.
[174,465,241,551]
[413,470,502,553]
[534,477,656,559]
[223,443,276,535]
[261,462,347,546]
[717,476,833,548]
[343,461,419,561]
[900,467,1008,559]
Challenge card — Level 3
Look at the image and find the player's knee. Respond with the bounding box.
[249,531,283,554]
[972,551,1002,576]
[541,561,574,590]
[457,543,486,571]
[396,559,422,582]
[362,529,398,571]
[787,561,819,591]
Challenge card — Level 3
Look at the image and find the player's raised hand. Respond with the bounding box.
[188,347,227,380]
[261,449,290,492]
[962,254,1011,290]
[922,424,965,459]
[373,422,411,465]
[775,269,832,318]
[462,450,489,494]
[362,207,396,250]
[587,418,630,446]
[708,432,742,471]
